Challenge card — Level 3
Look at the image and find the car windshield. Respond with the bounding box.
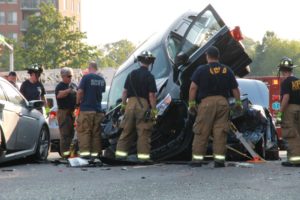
[108,45,170,109]
[181,10,222,58]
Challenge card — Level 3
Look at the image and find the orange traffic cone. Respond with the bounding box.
[247,155,266,163]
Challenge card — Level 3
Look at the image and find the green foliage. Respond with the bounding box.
[97,40,136,68]
[247,31,300,77]
[22,3,98,69]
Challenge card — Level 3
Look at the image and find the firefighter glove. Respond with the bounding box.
[235,100,243,111]
[188,100,197,116]
[276,111,283,125]
[151,108,158,120]
[120,103,126,114]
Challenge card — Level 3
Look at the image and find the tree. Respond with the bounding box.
[248,31,300,76]
[98,40,136,68]
[22,3,98,69]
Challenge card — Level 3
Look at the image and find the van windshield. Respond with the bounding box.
[181,10,222,57]
[108,46,170,109]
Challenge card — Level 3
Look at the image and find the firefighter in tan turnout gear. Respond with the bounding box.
[188,46,241,168]
[276,57,300,167]
[76,61,106,160]
[55,67,77,158]
[115,50,158,162]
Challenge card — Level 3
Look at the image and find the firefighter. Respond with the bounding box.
[188,46,241,168]
[276,57,300,167]
[20,64,47,112]
[115,50,157,162]
[55,67,77,158]
[76,61,106,160]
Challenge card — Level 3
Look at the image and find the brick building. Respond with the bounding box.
[0,0,81,41]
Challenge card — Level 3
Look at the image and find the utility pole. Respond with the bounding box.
[0,34,14,71]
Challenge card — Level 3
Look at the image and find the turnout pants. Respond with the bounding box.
[192,96,230,162]
[76,111,104,157]
[282,104,300,164]
[57,109,75,157]
[116,97,153,160]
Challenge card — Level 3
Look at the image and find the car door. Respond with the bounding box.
[175,4,252,99]
[1,81,40,150]
[0,80,20,151]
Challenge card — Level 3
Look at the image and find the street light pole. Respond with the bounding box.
[0,34,14,71]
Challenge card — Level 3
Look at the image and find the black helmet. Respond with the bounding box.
[278,57,297,71]
[137,51,156,65]
[27,63,43,75]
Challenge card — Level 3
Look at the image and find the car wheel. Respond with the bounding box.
[35,126,50,161]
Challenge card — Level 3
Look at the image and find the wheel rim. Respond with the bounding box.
[39,127,49,159]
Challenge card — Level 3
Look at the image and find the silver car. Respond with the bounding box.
[0,77,50,163]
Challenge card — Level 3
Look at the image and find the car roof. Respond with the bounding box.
[237,78,269,108]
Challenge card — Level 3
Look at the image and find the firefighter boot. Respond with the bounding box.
[214,161,225,168]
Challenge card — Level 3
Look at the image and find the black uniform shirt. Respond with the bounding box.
[20,79,46,101]
[55,82,78,109]
[78,73,106,112]
[280,76,300,105]
[191,62,238,102]
[124,67,157,100]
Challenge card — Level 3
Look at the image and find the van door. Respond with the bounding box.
[175,4,252,99]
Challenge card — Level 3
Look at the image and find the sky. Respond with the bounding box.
[81,0,300,46]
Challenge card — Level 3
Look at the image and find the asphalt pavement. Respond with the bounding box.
[0,152,300,200]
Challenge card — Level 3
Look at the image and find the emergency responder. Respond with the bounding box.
[76,61,106,160]
[20,64,47,111]
[276,57,300,167]
[188,46,241,168]
[55,67,77,158]
[115,50,157,162]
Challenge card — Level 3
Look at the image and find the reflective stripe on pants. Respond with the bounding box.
[289,156,300,163]
[80,151,90,157]
[115,150,128,157]
[192,154,204,161]
[214,154,225,161]
[63,151,70,156]
[137,154,150,160]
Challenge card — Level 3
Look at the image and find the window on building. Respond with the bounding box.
[0,12,5,24]
[7,32,17,40]
[7,0,17,3]
[7,12,17,25]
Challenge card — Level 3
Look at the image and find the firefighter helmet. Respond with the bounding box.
[137,51,156,65]
[27,63,43,75]
[278,57,297,71]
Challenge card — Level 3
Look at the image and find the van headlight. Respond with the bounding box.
[156,94,172,116]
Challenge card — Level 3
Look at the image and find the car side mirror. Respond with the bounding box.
[28,100,44,110]
[174,51,189,67]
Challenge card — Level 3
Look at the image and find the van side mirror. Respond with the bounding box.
[174,51,189,67]
[28,100,44,110]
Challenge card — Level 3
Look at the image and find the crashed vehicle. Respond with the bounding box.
[102,4,279,161]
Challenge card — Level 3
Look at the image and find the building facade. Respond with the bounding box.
[0,0,81,40]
